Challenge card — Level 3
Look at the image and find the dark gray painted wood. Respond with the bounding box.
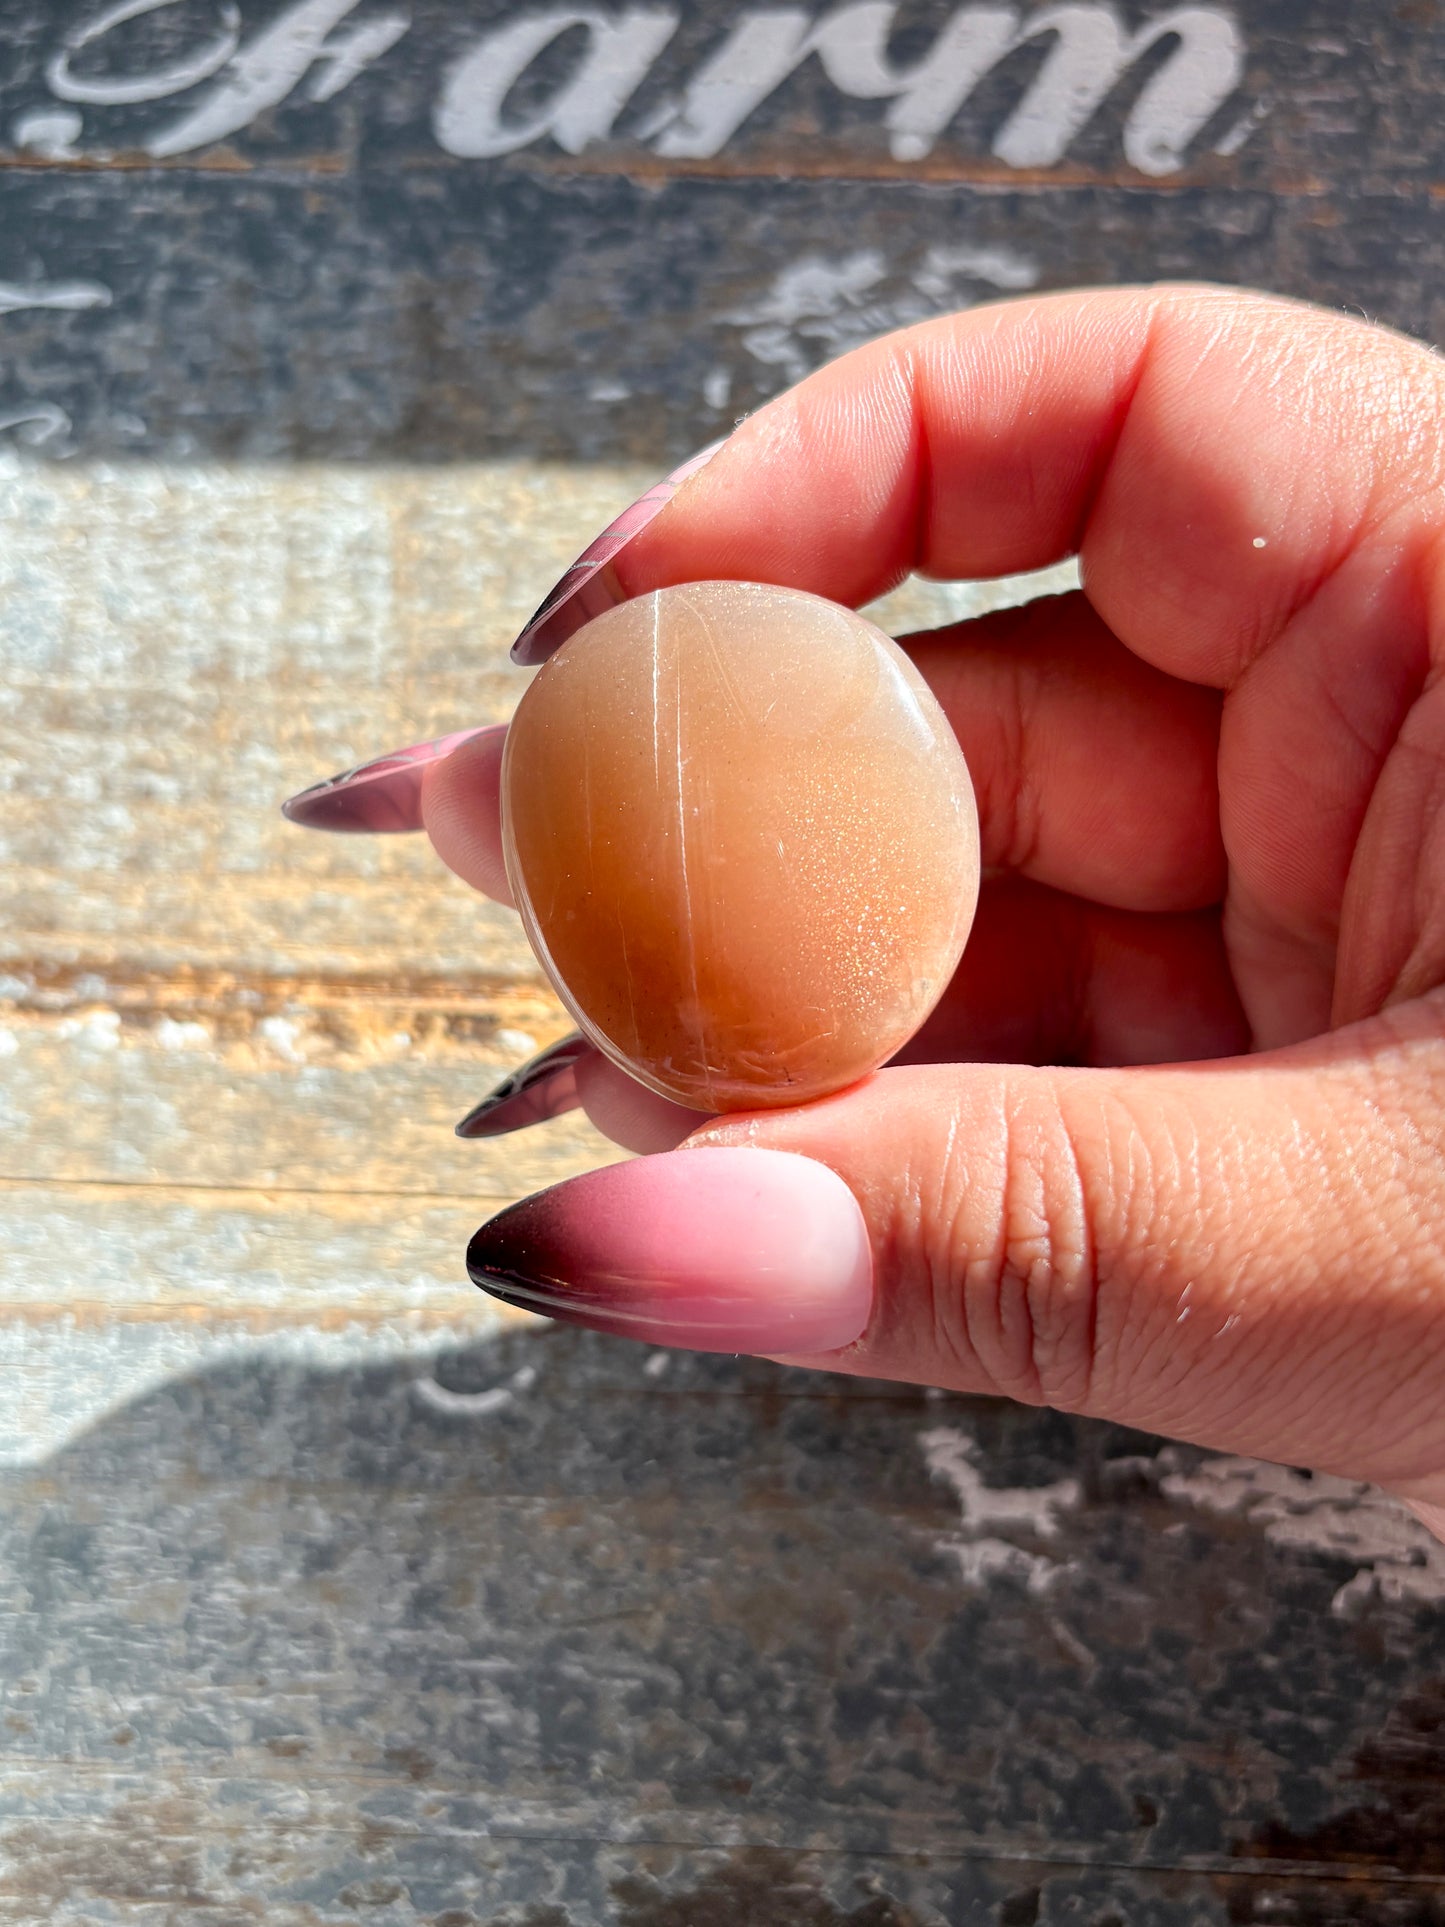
[4,1330,1445,1922]
[0,0,1438,462]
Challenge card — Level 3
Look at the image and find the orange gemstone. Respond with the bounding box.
[502,581,979,1111]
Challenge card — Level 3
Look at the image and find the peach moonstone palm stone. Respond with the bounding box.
[502,580,980,1111]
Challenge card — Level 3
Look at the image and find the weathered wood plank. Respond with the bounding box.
[0,463,1021,988]
[0,3,1439,463]
[0,1023,624,1195]
[2,1332,1445,1922]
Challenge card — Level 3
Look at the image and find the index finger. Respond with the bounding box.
[616,284,1445,693]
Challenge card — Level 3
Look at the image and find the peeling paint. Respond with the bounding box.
[1159,1452,1445,1615]
[919,1423,1080,1595]
[722,241,1038,386]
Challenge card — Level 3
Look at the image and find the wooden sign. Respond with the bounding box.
[0,0,1438,461]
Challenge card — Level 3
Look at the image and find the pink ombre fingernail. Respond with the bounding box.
[456,1033,593,1138]
[281,724,505,833]
[466,1147,873,1354]
[510,440,728,666]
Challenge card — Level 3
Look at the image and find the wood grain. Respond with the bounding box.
[2,0,1444,1904]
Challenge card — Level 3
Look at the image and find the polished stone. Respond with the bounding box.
[502,581,980,1111]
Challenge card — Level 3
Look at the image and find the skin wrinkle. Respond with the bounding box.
[1123,1077,1282,1431]
[1219,876,1334,1049]
[1250,353,1445,676]
[928,1077,1010,1391]
[1090,311,1434,692]
[881,1132,950,1371]
[897,338,934,581]
[1038,1085,1096,1413]
[1426,524,1445,669]
[1084,1080,1176,1415]
[1063,292,1162,565]
[983,1078,1097,1411]
[1004,653,1046,879]
[1375,714,1445,1012]
[1222,521,1434,1026]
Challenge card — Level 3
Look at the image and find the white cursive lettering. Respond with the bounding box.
[656,0,1243,171]
[146,0,410,157]
[37,0,1252,178]
[434,7,677,158]
[47,0,241,106]
[990,4,1243,174]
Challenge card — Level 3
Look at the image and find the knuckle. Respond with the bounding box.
[941,1076,1104,1410]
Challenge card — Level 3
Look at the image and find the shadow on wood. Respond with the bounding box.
[3,1325,1445,1923]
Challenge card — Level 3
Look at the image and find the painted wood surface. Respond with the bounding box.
[3,0,1445,1919]
[0,1,1438,462]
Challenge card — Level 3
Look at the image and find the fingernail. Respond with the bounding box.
[456,1033,593,1138]
[282,724,505,833]
[467,1147,873,1354]
[511,439,729,667]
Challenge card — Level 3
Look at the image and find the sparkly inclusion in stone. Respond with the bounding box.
[502,581,980,1111]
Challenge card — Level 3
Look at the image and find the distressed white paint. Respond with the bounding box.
[410,1360,540,1415]
[650,0,1245,171]
[0,1321,500,1466]
[1213,91,1271,156]
[48,0,241,106]
[33,0,1252,176]
[304,10,410,103]
[722,241,1038,386]
[56,1008,121,1049]
[920,1424,1080,1594]
[495,1028,540,1056]
[153,1016,211,1049]
[412,1376,515,1417]
[1159,1453,1445,1616]
[0,280,112,317]
[11,107,84,156]
[147,0,409,157]
[0,404,72,447]
[702,366,732,411]
[987,4,1244,174]
[432,1,1248,171]
[435,7,676,159]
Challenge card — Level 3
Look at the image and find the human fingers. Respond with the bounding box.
[421,726,513,907]
[460,879,1243,1152]
[573,1050,706,1153]
[909,591,1223,912]
[895,876,1247,1068]
[466,993,1445,1517]
[617,285,1444,651]
[616,287,1445,1047]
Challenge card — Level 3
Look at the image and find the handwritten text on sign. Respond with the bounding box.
[15,0,1257,175]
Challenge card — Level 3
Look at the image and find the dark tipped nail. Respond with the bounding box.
[282,725,503,833]
[456,1033,594,1138]
[510,439,728,666]
[466,1148,874,1353]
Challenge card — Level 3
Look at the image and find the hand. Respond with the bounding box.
[424,286,1445,1534]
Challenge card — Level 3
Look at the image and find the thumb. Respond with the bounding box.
[467,994,1445,1505]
